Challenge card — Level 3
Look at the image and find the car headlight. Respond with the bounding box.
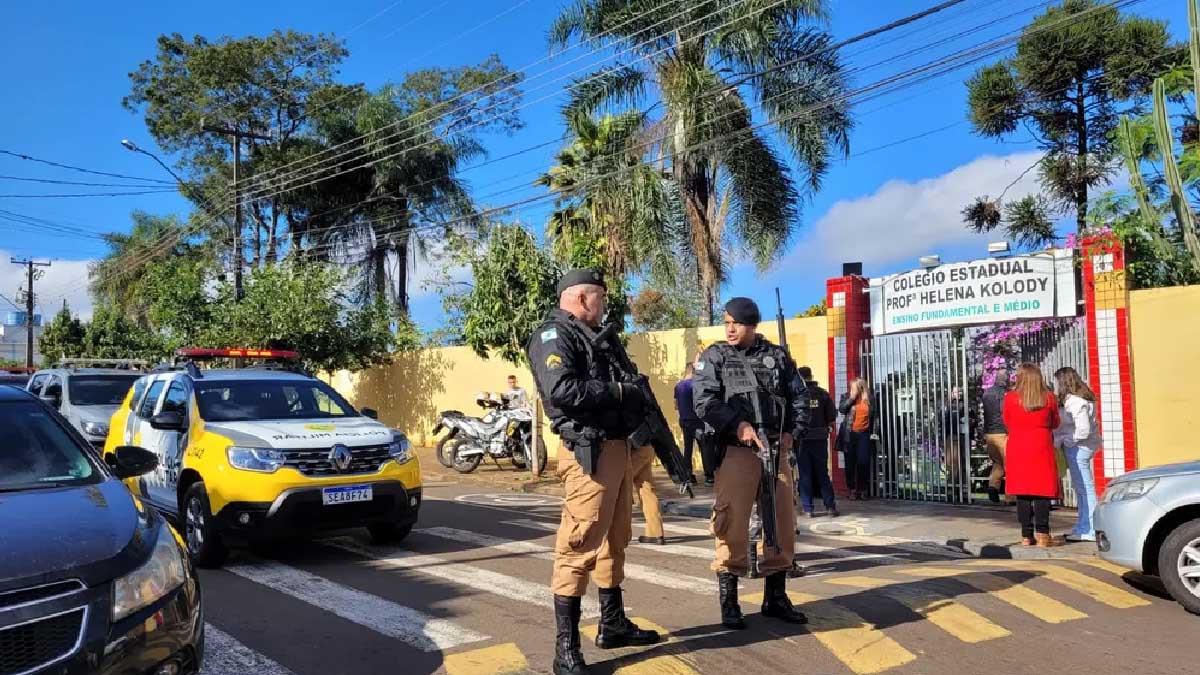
[82,421,109,437]
[226,446,287,473]
[389,433,413,464]
[1102,478,1159,503]
[112,525,187,622]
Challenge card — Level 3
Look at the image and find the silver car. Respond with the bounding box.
[1094,461,1200,614]
[26,364,144,448]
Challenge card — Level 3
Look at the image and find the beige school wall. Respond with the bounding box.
[1129,285,1200,468]
[326,317,829,465]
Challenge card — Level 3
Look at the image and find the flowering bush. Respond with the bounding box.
[971,318,1081,387]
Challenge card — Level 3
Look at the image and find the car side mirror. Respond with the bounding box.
[40,394,61,408]
[150,410,185,431]
[112,446,158,479]
[361,407,379,420]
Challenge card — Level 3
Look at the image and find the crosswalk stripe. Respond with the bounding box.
[897,567,1087,624]
[502,518,910,567]
[613,655,703,675]
[824,576,1011,643]
[443,643,529,675]
[1075,558,1133,577]
[969,560,1151,609]
[580,617,671,642]
[325,537,600,617]
[743,591,916,675]
[225,559,488,652]
[202,624,297,675]
[421,526,717,595]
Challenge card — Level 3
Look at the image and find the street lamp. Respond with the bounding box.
[120,139,188,187]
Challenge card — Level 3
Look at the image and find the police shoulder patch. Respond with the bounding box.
[694,361,706,371]
[541,328,558,343]
[545,354,563,369]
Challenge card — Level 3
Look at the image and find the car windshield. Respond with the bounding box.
[195,380,358,422]
[0,402,100,491]
[68,375,141,406]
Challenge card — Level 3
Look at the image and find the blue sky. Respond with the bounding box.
[0,0,1187,330]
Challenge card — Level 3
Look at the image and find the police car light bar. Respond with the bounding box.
[176,348,300,359]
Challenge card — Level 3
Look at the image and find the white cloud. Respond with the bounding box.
[0,251,95,321]
[798,151,1045,267]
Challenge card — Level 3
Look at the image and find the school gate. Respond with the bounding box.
[825,233,1137,506]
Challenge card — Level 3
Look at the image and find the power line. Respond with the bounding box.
[60,0,1143,299]
[0,189,179,198]
[0,149,173,185]
[0,174,169,188]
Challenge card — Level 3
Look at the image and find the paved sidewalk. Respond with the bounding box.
[417,445,1099,560]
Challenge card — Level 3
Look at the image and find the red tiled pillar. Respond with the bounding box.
[826,275,871,496]
[1081,233,1137,491]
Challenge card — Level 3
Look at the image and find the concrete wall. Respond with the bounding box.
[327,316,829,464]
[1129,285,1200,468]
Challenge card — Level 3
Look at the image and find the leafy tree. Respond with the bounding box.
[551,0,853,324]
[796,299,827,318]
[124,31,524,315]
[82,306,167,362]
[447,225,559,365]
[629,288,700,332]
[39,303,87,364]
[90,212,205,326]
[963,0,1179,243]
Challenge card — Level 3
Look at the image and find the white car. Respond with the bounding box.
[1094,461,1200,614]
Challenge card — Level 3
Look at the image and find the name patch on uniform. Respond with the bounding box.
[545,354,563,369]
[541,328,558,343]
[809,399,820,408]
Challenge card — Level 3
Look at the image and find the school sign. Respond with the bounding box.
[868,249,1077,335]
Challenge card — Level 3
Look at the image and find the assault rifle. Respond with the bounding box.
[724,350,784,556]
[593,323,695,498]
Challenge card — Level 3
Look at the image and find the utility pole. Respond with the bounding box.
[9,258,50,367]
[200,121,271,301]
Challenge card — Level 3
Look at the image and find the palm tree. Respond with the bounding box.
[550,0,853,324]
[90,212,203,327]
[536,110,684,280]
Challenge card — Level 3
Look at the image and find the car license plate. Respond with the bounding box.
[322,485,373,506]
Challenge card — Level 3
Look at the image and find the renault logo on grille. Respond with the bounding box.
[329,444,353,472]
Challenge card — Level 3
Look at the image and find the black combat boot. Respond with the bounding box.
[595,587,660,649]
[761,571,808,624]
[553,595,589,675]
[717,572,746,630]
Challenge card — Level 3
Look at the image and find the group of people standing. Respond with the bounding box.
[528,270,810,675]
[982,363,1102,546]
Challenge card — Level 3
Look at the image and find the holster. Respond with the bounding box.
[558,423,605,475]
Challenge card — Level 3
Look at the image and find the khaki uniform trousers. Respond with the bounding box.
[629,445,664,539]
[984,433,1008,490]
[552,440,637,597]
[710,445,795,577]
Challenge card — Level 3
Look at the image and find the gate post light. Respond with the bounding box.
[919,255,941,268]
[988,241,1011,255]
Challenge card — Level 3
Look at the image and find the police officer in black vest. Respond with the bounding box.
[796,366,839,518]
[694,297,810,629]
[527,269,660,675]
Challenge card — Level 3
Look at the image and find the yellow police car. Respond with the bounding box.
[103,348,420,567]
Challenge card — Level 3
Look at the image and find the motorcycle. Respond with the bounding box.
[432,392,546,475]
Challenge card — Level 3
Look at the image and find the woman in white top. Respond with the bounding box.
[1053,367,1103,542]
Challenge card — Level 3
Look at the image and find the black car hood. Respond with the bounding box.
[0,479,157,588]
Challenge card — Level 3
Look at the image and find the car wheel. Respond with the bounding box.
[436,433,459,469]
[1158,518,1200,615]
[183,482,228,568]
[368,522,413,544]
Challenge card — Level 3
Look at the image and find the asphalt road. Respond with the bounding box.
[195,482,1196,675]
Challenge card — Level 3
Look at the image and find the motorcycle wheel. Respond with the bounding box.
[452,445,483,474]
[436,431,459,468]
[510,449,527,470]
[532,436,548,477]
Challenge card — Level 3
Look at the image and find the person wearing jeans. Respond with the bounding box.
[675,364,712,484]
[1053,367,1102,543]
[837,378,877,501]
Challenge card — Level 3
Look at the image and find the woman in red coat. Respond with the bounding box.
[1002,363,1062,547]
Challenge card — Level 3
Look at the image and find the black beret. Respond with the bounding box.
[725,297,761,325]
[557,268,606,295]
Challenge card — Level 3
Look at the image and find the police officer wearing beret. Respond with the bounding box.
[527,269,660,675]
[694,297,810,629]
